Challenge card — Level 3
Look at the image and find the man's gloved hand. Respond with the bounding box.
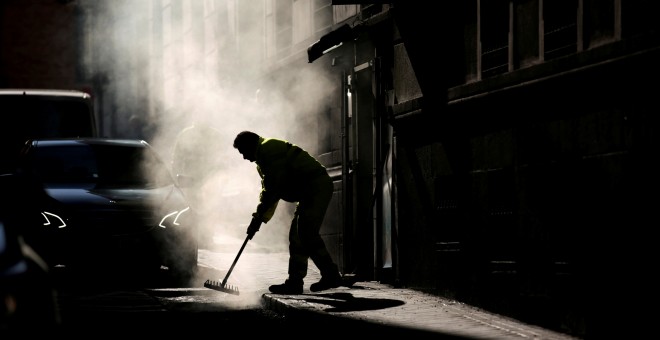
[246,217,261,240]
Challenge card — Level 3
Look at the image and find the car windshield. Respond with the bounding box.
[31,144,173,189]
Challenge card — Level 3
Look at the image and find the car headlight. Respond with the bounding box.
[41,211,67,229]
[158,206,190,228]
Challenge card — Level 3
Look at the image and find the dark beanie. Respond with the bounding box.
[233,131,260,149]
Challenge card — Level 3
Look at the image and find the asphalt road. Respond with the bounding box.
[4,246,475,338]
[46,264,403,337]
[46,263,273,335]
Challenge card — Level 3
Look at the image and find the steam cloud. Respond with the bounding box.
[84,1,334,294]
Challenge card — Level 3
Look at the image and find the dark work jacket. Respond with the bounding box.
[252,137,327,223]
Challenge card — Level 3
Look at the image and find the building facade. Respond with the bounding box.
[3,1,659,338]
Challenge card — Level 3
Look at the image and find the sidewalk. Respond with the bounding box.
[202,233,580,340]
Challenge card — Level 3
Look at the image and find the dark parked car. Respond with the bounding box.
[14,138,198,280]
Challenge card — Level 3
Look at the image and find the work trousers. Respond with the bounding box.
[287,172,338,281]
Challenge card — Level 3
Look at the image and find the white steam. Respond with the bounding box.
[86,1,333,294]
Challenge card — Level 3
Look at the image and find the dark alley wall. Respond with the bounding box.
[389,2,660,338]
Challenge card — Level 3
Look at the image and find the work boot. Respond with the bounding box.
[268,279,303,295]
[310,272,342,292]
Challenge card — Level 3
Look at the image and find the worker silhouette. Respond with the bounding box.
[233,131,343,294]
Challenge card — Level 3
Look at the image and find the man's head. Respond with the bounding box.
[233,131,260,162]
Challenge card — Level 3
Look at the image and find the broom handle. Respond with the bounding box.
[221,235,250,286]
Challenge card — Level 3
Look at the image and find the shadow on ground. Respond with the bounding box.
[301,291,405,312]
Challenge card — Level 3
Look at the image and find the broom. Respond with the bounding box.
[203,234,250,295]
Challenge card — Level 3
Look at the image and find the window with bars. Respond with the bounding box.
[275,0,293,59]
[480,0,510,79]
[313,0,333,33]
[475,0,613,81]
[264,0,336,61]
[543,0,578,61]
